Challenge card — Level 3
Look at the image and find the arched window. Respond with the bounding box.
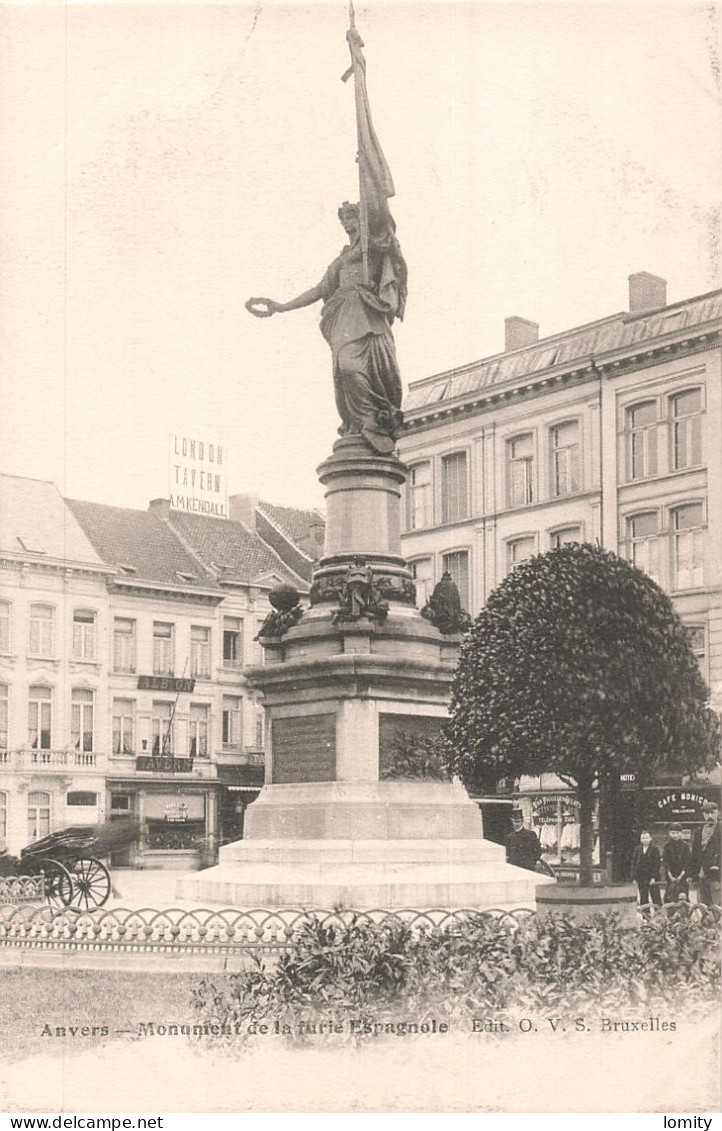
[507,434,534,506]
[626,401,657,480]
[626,512,659,581]
[670,389,702,470]
[441,452,468,523]
[672,503,704,590]
[550,421,580,497]
[550,526,582,550]
[408,462,432,529]
[686,625,706,664]
[409,558,434,607]
[507,535,536,572]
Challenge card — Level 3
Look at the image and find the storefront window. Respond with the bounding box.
[143,793,205,851]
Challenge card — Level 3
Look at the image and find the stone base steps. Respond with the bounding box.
[178,853,550,911]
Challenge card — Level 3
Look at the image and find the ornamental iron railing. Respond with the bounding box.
[0,904,535,955]
[0,876,45,903]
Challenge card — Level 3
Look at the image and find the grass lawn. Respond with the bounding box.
[0,967,201,1062]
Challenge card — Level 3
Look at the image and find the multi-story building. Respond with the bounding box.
[398,274,722,872]
[0,475,116,857]
[0,475,321,868]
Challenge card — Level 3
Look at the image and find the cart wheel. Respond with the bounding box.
[70,857,111,909]
[42,860,75,908]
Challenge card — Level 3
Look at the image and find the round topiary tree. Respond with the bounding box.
[444,543,718,886]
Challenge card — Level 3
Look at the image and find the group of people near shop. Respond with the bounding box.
[631,799,721,915]
[504,800,721,914]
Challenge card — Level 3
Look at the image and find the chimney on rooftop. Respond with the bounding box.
[229,493,259,528]
[308,514,326,557]
[628,272,667,314]
[505,316,539,351]
[148,498,170,518]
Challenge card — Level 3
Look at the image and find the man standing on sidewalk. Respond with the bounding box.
[505,808,543,872]
[690,799,721,907]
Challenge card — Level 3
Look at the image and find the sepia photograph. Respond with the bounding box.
[0,0,720,1116]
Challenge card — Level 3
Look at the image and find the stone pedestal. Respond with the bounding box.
[178,437,547,910]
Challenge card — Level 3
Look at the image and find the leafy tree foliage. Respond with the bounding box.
[444,544,717,884]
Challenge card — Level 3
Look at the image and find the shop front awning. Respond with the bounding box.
[216,764,264,789]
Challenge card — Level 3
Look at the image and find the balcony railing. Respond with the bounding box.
[2,749,104,771]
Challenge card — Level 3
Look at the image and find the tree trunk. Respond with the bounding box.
[578,774,595,887]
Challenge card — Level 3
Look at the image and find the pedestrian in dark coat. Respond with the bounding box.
[505,809,543,872]
[662,823,691,903]
[632,830,663,916]
[690,800,721,908]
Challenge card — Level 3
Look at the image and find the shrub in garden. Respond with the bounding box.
[444,543,718,884]
[192,907,720,1043]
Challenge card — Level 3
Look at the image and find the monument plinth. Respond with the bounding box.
[178,436,546,910]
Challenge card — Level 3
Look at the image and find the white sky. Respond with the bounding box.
[1,1,720,512]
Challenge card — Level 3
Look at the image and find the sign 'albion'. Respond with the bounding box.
[168,433,228,517]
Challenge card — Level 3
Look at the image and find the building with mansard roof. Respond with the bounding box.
[398,274,721,875]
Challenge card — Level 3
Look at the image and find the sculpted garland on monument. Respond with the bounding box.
[255,585,304,640]
[332,556,390,624]
[309,571,416,608]
[420,572,473,635]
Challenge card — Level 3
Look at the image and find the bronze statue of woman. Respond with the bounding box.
[247,9,407,456]
[247,199,407,456]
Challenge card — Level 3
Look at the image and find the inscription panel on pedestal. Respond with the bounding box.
[272,714,336,783]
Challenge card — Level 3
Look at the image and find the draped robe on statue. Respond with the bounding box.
[318,222,405,455]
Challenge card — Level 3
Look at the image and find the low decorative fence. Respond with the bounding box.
[0,904,534,957]
[0,876,45,904]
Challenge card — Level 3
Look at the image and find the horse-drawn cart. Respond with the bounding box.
[0,820,138,909]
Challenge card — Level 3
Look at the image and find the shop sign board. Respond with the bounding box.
[169,433,227,518]
[649,789,711,823]
[531,794,579,825]
[135,756,194,774]
[137,675,195,693]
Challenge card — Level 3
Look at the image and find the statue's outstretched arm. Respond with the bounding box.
[246,283,324,319]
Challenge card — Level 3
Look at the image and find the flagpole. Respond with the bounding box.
[344,0,370,285]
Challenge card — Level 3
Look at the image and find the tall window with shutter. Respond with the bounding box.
[441,452,468,523]
[29,605,54,658]
[507,435,534,507]
[71,689,94,752]
[627,401,657,480]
